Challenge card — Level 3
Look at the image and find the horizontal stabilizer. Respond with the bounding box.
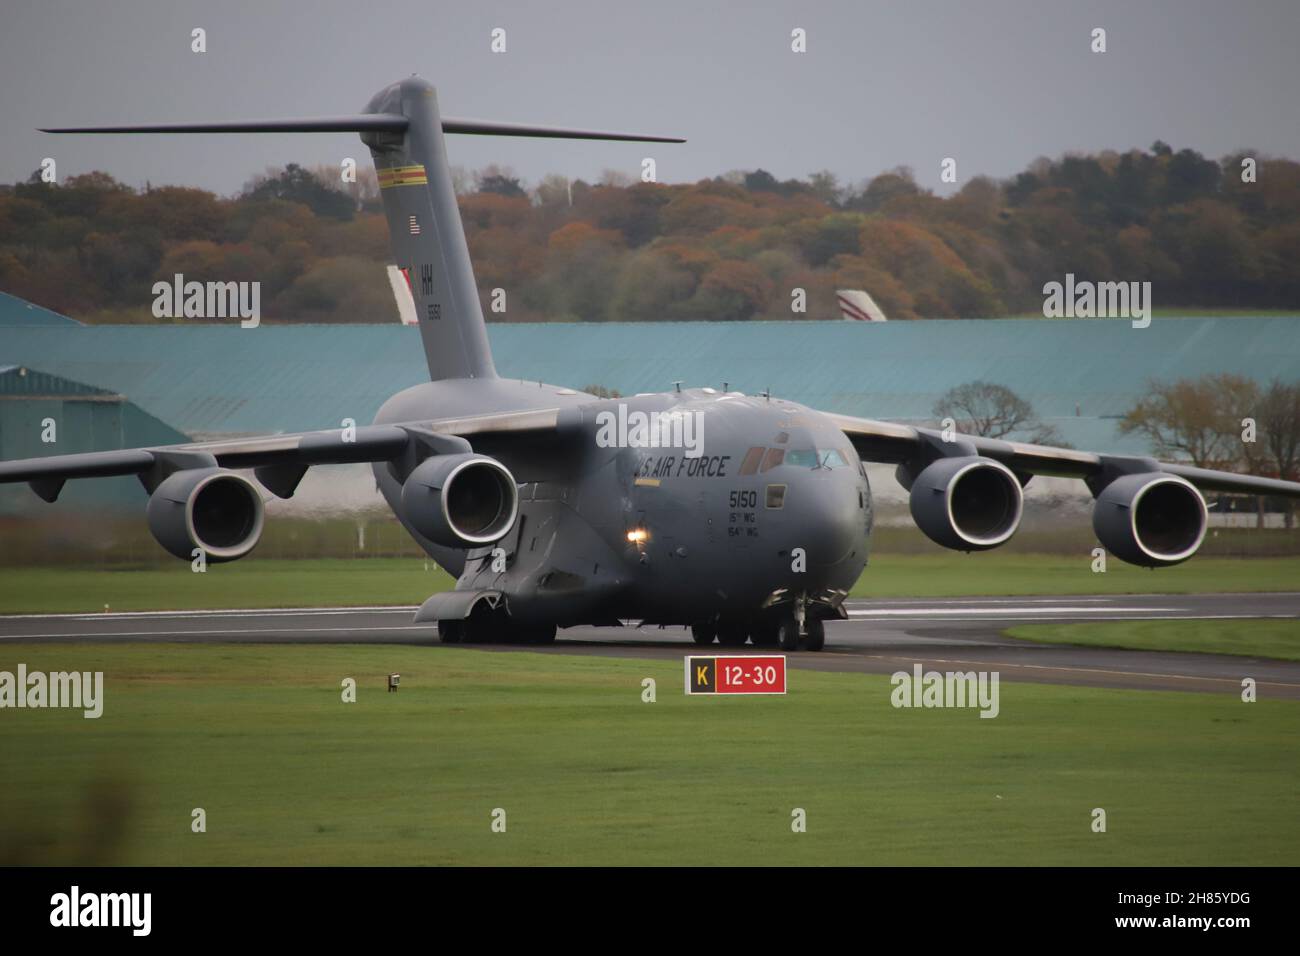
[42,117,683,142]
[440,119,684,142]
[41,115,410,134]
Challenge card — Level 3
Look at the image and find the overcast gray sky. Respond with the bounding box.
[2,0,1298,196]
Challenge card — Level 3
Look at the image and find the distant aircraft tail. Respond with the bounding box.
[386,265,419,326]
[44,76,683,381]
[836,289,888,322]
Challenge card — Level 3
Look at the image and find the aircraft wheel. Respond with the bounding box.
[464,603,498,644]
[437,620,465,644]
[717,623,748,647]
[776,619,800,651]
[527,624,557,645]
[803,619,826,652]
[691,623,717,645]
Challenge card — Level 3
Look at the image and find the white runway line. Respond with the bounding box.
[840,613,1290,624]
[847,606,1177,617]
[845,597,1116,606]
[0,624,429,640]
[0,605,420,621]
[2,594,1291,623]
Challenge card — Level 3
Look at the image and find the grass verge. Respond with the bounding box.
[1005,618,1300,662]
[0,554,1297,614]
[1,642,1296,865]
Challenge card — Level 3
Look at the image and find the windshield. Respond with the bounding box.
[784,448,850,469]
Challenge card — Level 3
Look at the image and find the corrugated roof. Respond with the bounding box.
[2,317,1297,455]
[0,364,118,398]
[0,293,83,327]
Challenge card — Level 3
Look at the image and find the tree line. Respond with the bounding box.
[933,376,1299,525]
[1,141,1298,325]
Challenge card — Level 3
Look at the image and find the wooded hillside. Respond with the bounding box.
[2,142,1296,324]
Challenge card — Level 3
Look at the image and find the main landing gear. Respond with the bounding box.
[437,602,556,645]
[691,622,717,645]
[689,615,826,651]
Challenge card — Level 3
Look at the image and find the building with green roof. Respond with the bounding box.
[2,309,1297,512]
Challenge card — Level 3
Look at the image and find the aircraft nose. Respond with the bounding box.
[792,475,862,567]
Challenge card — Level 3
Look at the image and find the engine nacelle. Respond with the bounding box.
[146,468,265,562]
[401,453,519,548]
[1092,472,1207,567]
[908,456,1024,551]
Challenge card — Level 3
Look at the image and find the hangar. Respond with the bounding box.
[2,293,1296,514]
[0,363,188,512]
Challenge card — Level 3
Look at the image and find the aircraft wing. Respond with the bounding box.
[0,407,564,502]
[826,411,1300,498]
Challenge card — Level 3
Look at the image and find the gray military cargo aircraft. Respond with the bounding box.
[4,76,1299,651]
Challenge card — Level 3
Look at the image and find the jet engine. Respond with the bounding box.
[1092,472,1207,567]
[146,468,265,562]
[400,453,519,548]
[908,456,1023,551]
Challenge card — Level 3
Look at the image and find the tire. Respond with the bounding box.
[750,622,778,647]
[717,623,749,647]
[527,624,557,645]
[437,619,464,644]
[804,618,826,652]
[776,619,800,651]
[464,602,497,643]
[691,623,717,645]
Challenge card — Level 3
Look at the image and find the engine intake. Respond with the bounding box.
[908,456,1023,551]
[146,468,265,562]
[401,453,519,548]
[1092,472,1207,567]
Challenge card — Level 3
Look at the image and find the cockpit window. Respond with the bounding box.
[785,448,850,469]
[739,446,764,476]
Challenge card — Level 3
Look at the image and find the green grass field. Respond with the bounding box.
[1007,619,1300,662]
[854,553,1300,598]
[1,642,1296,866]
[0,553,1297,614]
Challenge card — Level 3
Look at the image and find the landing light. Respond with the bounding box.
[626,528,648,543]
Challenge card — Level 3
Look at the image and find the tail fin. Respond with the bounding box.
[836,289,888,323]
[44,75,683,381]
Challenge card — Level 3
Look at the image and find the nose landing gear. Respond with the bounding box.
[781,592,825,651]
[774,616,823,651]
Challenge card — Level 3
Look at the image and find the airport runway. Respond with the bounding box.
[2,592,1298,697]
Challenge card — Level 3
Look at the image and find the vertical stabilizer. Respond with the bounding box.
[362,78,496,380]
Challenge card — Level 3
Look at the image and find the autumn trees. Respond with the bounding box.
[1121,375,1300,525]
[1,140,1298,324]
[932,381,1065,445]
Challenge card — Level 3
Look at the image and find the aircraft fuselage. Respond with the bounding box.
[373,380,872,628]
